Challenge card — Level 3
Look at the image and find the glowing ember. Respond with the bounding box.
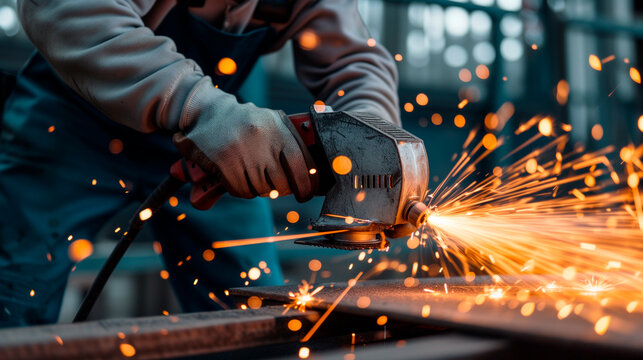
[538,117,553,136]
[119,343,136,357]
[630,67,641,84]
[217,57,237,75]
[313,100,326,113]
[247,296,262,309]
[139,208,152,221]
[421,304,431,317]
[288,319,302,331]
[299,30,319,51]
[202,249,215,262]
[520,302,535,317]
[286,211,300,223]
[588,54,602,71]
[332,155,352,175]
[298,346,310,359]
[476,65,489,79]
[248,267,261,280]
[308,259,322,272]
[68,239,93,263]
[454,115,465,128]
[416,93,429,106]
[594,315,611,335]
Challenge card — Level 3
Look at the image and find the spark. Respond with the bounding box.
[285,280,325,313]
[486,288,505,300]
[217,57,237,75]
[139,208,152,221]
[248,267,261,280]
[68,239,93,262]
[298,347,310,359]
[299,30,319,51]
[119,343,136,357]
[286,211,300,223]
[202,249,215,261]
[332,155,352,175]
[594,315,611,335]
[589,54,602,71]
[578,277,613,295]
[421,304,431,317]
[630,67,641,84]
[288,319,303,331]
[416,114,643,320]
[308,259,322,272]
[416,93,428,106]
[211,230,347,249]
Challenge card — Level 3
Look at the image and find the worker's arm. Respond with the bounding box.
[18,0,210,133]
[273,0,400,125]
[19,0,312,200]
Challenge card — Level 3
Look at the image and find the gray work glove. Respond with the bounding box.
[173,79,313,201]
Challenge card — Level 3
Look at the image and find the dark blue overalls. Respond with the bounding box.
[0,5,284,327]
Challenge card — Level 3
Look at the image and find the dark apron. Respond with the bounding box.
[0,5,284,326]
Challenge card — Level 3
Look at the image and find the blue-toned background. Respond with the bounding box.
[0,0,641,320]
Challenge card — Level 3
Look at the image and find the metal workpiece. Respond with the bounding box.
[0,307,318,360]
[231,276,643,356]
[304,110,429,249]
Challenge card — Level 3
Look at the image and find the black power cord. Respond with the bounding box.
[73,176,185,322]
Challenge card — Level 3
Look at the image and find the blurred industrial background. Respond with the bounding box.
[0,0,641,322]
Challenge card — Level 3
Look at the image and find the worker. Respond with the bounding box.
[0,0,399,327]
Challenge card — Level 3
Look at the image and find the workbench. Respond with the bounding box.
[0,276,640,359]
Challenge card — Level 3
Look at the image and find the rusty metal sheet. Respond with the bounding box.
[230,276,643,355]
[0,306,318,360]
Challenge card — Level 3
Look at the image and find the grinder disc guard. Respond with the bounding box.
[294,234,390,250]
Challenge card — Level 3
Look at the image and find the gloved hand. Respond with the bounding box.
[173,78,314,203]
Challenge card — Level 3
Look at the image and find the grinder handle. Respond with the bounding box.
[170,113,319,210]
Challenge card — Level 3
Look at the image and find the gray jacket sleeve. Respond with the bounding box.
[18,0,216,132]
[274,0,400,125]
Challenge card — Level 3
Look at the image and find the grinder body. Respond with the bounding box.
[171,108,429,250]
[292,109,429,249]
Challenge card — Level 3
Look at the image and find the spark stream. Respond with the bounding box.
[417,116,642,302]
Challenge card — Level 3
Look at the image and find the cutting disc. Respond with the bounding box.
[295,237,390,250]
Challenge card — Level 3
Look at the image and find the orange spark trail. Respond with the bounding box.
[212,230,347,249]
[301,271,363,342]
